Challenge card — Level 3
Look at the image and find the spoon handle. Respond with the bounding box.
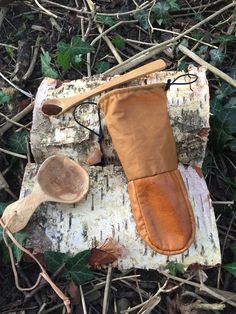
[41,59,167,116]
[1,192,45,233]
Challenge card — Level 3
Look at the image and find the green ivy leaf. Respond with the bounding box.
[215,108,236,134]
[0,201,12,216]
[24,14,34,21]
[57,46,72,72]
[209,49,225,65]
[230,243,236,257]
[215,83,235,100]
[191,30,206,40]
[229,64,236,79]
[201,154,213,177]
[177,62,189,72]
[223,263,236,277]
[7,129,30,154]
[95,61,110,73]
[64,250,94,284]
[0,229,27,263]
[57,37,94,72]
[0,201,14,241]
[196,45,208,57]
[40,52,59,79]
[5,46,15,60]
[0,91,12,104]
[228,139,236,152]
[210,96,222,115]
[226,97,236,108]
[111,36,125,49]
[212,35,236,44]
[71,37,94,55]
[0,241,11,264]
[96,15,115,26]
[13,231,27,262]
[134,10,150,29]
[45,250,93,284]
[73,54,83,67]
[210,118,233,153]
[223,177,236,189]
[45,251,68,273]
[165,261,185,276]
[152,0,179,26]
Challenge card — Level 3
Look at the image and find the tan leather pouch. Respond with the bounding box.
[98,83,195,255]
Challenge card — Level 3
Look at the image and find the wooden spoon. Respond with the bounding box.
[41,59,167,116]
[1,155,89,233]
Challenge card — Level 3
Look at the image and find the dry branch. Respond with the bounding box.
[178,44,236,88]
[104,2,236,75]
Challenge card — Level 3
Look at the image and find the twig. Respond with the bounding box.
[0,102,34,136]
[90,0,123,64]
[33,0,57,18]
[23,35,41,81]
[0,43,17,49]
[0,6,7,29]
[16,121,32,133]
[193,302,225,310]
[92,20,138,46]
[25,264,66,301]
[178,44,236,88]
[17,265,42,306]
[104,1,236,75]
[177,0,227,12]
[178,40,201,64]
[0,72,33,98]
[87,20,137,75]
[212,201,234,205]
[160,271,236,307]
[85,0,122,75]
[0,112,29,129]
[217,212,236,288]
[0,147,27,159]
[40,303,64,314]
[95,274,141,288]
[80,285,87,314]
[0,217,71,313]
[181,291,223,314]
[152,27,217,49]
[41,0,153,16]
[102,264,113,314]
[0,171,17,199]
[81,16,85,40]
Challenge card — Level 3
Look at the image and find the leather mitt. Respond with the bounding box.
[98,83,195,255]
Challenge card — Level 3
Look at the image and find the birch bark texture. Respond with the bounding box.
[22,66,221,269]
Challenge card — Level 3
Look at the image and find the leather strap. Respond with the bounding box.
[42,59,167,116]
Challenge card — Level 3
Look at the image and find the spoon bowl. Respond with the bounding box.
[1,155,89,233]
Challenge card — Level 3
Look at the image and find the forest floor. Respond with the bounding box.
[0,0,236,313]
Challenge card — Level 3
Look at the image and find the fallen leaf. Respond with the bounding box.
[89,248,117,268]
[89,239,127,268]
[97,238,126,259]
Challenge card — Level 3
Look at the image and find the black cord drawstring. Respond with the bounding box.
[165,73,198,91]
[73,74,198,140]
[73,101,103,144]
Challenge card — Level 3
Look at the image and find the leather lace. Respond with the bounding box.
[165,73,198,91]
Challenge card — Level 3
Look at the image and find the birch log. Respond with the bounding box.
[22,66,221,269]
[31,65,209,166]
